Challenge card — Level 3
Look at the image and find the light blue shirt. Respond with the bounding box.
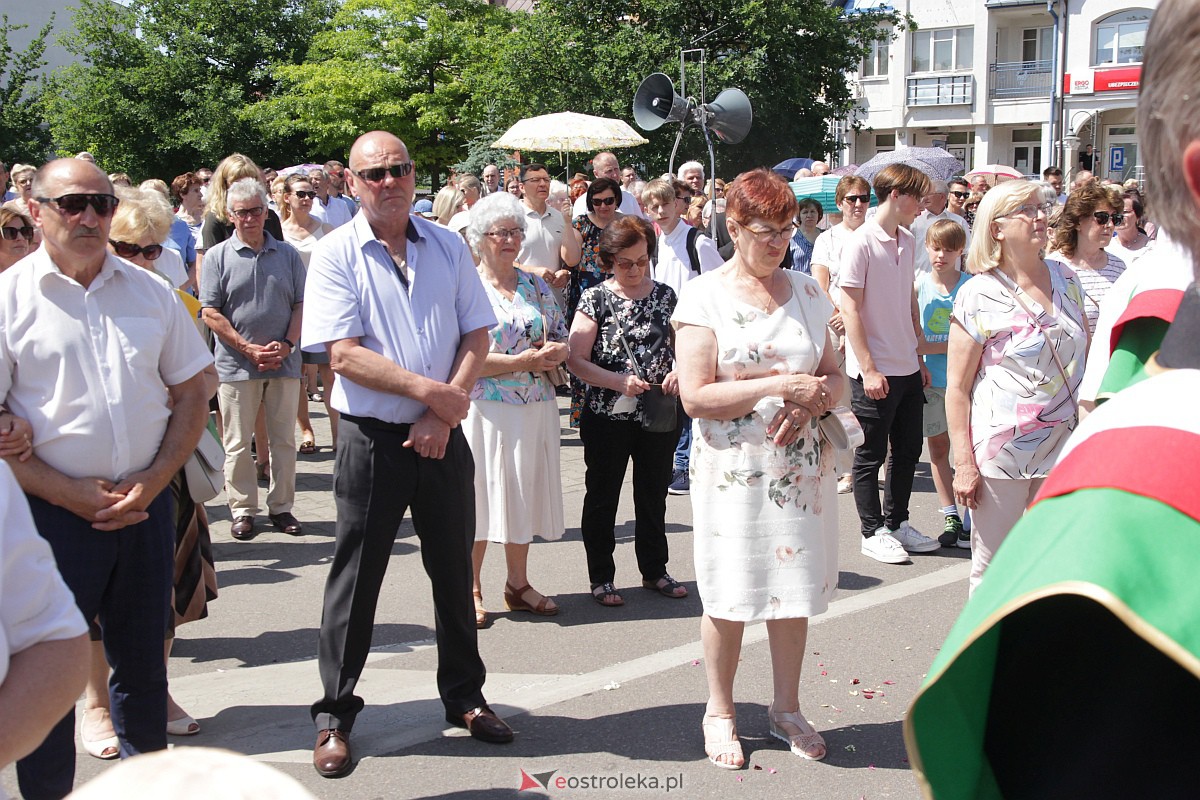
[917,270,970,388]
[301,212,496,424]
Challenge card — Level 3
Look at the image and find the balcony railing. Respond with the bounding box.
[906,74,973,106]
[989,60,1053,99]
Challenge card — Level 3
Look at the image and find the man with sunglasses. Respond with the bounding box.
[200,178,307,541]
[572,151,646,219]
[303,131,510,779]
[1,159,211,798]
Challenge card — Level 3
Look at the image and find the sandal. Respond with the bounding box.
[643,573,688,598]
[768,702,826,761]
[702,713,744,770]
[308,392,323,403]
[590,582,624,607]
[298,439,316,455]
[167,713,200,736]
[80,707,119,760]
[473,590,487,629]
[504,582,558,616]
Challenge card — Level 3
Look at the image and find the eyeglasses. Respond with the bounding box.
[483,227,524,241]
[949,191,971,199]
[591,196,616,207]
[1092,211,1125,226]
[353,161,414,183]
[109,240,163,260]
[842,194,871,205]
[291,190,317,199]
[737,222,796,242]
[997,202,1054,221]
[231,206,265,220]
[15,178,32,187]
[676,194,693,202]
[1,225,34,242]
[521,176,550,185]
[614,256,651,269]
[35,193,120,217]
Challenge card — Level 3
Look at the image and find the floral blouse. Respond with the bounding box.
[577,281,677,420]
[953,261,1088,479]
[471,270,568,404]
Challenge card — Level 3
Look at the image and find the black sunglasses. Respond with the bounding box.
[949,191,971,199]
[1,225,34,242]
[842,194,871,205]
[353,161,414,183]
[291,190,317,199]
[110,240,163,260]
[36,193,120,217]
[1092,211,1125,226]
[591,196,617,207]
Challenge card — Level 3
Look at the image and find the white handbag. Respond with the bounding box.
[184,422,225,503]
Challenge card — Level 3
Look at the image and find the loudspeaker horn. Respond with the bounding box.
[633,72,692,132]
[704,88,753,144]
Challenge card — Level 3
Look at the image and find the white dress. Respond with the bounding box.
[283,222,324,268]
[673,270,838,621]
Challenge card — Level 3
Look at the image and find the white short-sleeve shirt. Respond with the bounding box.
[651,222,724,295]
[0,250,213,481]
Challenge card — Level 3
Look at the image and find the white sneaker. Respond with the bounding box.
[861,531,909,564]
[890,520,940,553]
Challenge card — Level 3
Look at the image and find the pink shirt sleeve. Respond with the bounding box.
[839,232,870,290]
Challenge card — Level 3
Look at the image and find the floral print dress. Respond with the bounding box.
[672,269,838,621]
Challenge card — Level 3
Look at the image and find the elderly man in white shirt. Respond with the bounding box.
[309,169,354,229]
[1,159,211,799]
[572,152,646,219]
[909,179,971,274]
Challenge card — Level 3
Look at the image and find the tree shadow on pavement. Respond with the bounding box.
[172,622,433,668]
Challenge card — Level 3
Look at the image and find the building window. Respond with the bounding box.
[862,36,890,78]
[1022,28,1052,63]
[875,133,896,150]
[911,27,973,74]
[1012,129,1041,143]
[1094,10,1151,66]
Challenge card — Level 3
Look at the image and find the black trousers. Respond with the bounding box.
[579,408,678,586]
[849,371,925,538]
[311,415,485,732]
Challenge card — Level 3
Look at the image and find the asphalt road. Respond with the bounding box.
[3,399,968,800]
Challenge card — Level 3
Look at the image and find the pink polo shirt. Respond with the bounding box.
[839,219,920,379]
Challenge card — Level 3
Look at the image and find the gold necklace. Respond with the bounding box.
[737,269,778,312]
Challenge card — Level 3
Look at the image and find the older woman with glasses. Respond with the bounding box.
[1047,183,1127,334]
[568,216,686,608]
[9,164,35,203]
[674,168,842,769]
[947,181,1088,594]
[462,193,569,627]
[0,204,34,272]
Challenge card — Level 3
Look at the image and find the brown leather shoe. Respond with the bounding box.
[269,512,303,535]
[230,516,255,540]
[446,705,514,744]
[313,728,352,777]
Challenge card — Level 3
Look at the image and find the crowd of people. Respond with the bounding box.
[0,6,1193,790]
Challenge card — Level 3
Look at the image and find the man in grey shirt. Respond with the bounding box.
[201,178,306,540]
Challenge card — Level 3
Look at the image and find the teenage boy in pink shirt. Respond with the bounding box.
[840,163,941,564]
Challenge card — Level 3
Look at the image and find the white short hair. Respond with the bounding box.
[225,178,268,212]
[677,161,704,180]
[464,192,527,251]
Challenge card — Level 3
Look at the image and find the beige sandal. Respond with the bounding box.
[768,702,826,760]
[702,713,744,770]
[472,590,487,629]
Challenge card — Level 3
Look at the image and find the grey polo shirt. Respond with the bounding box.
[200,231,305,382]
[518,202,568,270]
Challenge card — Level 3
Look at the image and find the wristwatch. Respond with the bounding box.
[283,338,295,350]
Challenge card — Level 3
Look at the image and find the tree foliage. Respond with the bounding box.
[245,0,512,188]
[43,0,334,178]
[0,15,54,164]
[452,101,522,179]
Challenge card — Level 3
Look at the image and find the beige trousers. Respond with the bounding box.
[219,378,301,517]
[970,476,1045,594]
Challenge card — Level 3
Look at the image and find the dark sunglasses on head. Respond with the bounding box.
[949,191,971,199]
[353,161,414,183]
[36,193,120,217]
[842,194,871,205]
[1,225,34,242]
[1092,211,1124,226]
[591,196,617,207]
[109,240,163,260]
[291,190,317,199]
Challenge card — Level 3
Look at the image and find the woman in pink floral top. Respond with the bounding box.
[463,194,569,627]
[947,181,1089,594]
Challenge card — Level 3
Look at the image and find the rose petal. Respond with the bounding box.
[851,678,860,685]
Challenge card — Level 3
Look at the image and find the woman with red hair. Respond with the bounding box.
[674,168,843,769]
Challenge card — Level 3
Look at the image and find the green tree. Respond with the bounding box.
[0,15,54,164]
[453,101,521,178]
[246,0,512,189]
[483,0,906,179]
[43,0,334,179]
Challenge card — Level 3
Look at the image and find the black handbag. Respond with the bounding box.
[602,290,678,433]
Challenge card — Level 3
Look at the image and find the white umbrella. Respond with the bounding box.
[492,112,648,176]
[965,164,1025,182]
[855,146,964,185]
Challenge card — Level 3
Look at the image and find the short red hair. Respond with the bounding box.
[725,168,798,226]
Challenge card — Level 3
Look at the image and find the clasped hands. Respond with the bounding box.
[244,340,290,372]
[766,375,834,447]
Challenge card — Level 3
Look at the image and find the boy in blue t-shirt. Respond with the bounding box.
[916,220,972,548]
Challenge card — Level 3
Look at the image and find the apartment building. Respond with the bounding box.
[837,0,1154,183]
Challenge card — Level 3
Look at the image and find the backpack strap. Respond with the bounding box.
[686,227,701,273]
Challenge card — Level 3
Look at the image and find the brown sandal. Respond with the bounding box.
[473,590,487,628]
[504,582,558,616]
